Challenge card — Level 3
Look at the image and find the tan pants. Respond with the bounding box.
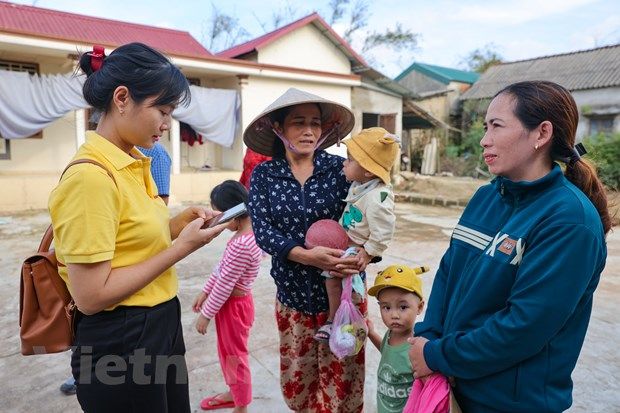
[275,300,366,413]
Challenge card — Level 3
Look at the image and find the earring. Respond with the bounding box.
[534,143,539,150]
[119,109,124,115]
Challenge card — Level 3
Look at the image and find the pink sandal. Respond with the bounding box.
[314,321,332,342]
[200,393,235,410]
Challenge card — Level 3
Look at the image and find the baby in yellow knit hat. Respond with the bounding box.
[315,127,400,342]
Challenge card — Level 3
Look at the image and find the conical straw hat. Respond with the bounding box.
[243,88,354,156]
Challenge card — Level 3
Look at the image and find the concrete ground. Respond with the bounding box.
[1,202,618,412]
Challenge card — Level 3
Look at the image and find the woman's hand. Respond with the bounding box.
[329,250,364,278]
[290,246,359,277]
[192,291,207,313]
[195,314,210,335]
[67,211,224,315]
[173,217,227,256]
[408,336,433,379]
[170,206,218,240]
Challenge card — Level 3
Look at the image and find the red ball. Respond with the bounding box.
[305,219,349,250]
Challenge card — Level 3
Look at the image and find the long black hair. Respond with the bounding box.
[78,42,190,112]
[210,180,249,218]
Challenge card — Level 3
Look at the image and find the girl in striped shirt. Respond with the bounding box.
[192,180,262,413]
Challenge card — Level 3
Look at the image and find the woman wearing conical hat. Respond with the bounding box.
[245,88,366,412]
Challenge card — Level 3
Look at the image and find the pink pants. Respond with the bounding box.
[215,294,254,407]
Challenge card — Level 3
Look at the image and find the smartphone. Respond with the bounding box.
[201,203,247,229]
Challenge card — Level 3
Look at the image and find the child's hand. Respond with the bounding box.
[366,317,383,350]
[356,247,373,272]
[192,292,207,313]
[366,317,375,334]
[195,314,210,335]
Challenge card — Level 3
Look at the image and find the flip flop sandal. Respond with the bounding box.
[200,394,235,410]
[314,321,333,343]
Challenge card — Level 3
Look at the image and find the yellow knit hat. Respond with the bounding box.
[368,264,430,299]
[342,127,400,184]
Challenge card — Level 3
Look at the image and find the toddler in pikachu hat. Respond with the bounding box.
[367,264,430,413]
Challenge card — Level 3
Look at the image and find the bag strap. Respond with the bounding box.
[61,159,117,186]
[37,225,54,254]
[39,159,117,254]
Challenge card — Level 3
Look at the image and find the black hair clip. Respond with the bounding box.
[574,142,587,156]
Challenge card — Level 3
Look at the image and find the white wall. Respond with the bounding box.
[150,75,244,173]
[351,86,404,182]
[415,94,449,123]
[258,25,351,75]
[0,112,77,173]
[351,86,403,136]
[210,77,244,171]
[0,55,80,173]
[573,87,620,140]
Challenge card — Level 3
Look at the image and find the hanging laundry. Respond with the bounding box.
[180,122,203,146]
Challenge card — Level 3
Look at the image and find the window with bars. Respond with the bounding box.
[0,137,9,160]
[186,77,201,86]
[588,115,615,136]
[0,59,39,75]
[362,112,397,133]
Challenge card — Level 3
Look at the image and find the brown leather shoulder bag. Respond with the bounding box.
[19,159,116,355]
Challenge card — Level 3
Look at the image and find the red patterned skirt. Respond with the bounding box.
[275,299,367,413]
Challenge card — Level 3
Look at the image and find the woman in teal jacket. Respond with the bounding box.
[410,81,611,413]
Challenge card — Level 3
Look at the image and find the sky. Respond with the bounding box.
[12,0,620,77]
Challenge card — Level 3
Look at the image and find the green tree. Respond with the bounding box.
[259,1,308,32]
[202,3,250,52]
[328,0,349,25]
[584,132,620,190]
[441,119,490,177]
[206,0,419,70]
[460,118,485,157]
[328,0,418,68]
[460,43,503,73]
[362,23,419,54]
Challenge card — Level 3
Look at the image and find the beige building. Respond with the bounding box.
[396,62,479,123]
[396,63,479,173]
[219,13,407,159]
[0,4,365,211]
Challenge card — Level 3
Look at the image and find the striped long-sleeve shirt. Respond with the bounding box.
[200,232,262,319]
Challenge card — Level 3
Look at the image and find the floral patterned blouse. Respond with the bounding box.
[248,150,349,314]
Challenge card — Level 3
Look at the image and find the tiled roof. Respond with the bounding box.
[0,1,212,59]
[395,62,479,84]
[217,12,367,67]
[461,44,620,100]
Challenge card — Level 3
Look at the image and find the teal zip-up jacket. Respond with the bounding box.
[415,164,607,413]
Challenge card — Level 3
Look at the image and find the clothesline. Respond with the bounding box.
[0,70,239,147]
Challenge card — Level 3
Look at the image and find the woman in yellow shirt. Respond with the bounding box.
[49,42,225,413]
